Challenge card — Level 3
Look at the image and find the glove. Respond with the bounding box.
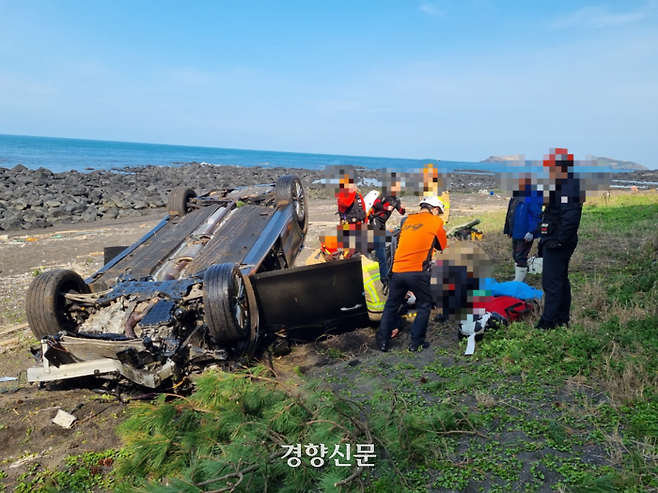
[524,232,533,242]
[543,240,561,249]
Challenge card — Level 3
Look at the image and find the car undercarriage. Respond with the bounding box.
[25,175,363,388]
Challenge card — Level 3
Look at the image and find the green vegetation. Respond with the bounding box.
[11,450,123,493]
[13,192,658,492]
[112,193,658,492]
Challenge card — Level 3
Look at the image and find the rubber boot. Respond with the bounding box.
[514,266,527,283]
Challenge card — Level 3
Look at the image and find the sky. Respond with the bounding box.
[0,1,656,168]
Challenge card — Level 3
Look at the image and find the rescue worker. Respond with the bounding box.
[503,174,543,282]
[535,148,584,330]
[362,256,408,338]
[368,175,406,230]
[376,196,448,352]
[368,173,406,282]
[337,173,366,224]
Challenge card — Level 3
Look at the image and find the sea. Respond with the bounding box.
[0,133,624,177]
[0,133,483,175]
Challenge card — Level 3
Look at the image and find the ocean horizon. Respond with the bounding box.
[0,133,624,176]
[0,133,485,175]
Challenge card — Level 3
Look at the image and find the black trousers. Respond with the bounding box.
[538,239,578,328]
[377,270,433,348]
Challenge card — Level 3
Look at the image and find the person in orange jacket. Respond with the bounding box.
[376,196,447,352]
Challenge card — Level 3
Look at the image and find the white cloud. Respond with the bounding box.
[419,3,444,17]
[552,1,657,29]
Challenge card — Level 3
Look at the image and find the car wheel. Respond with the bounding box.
[168,187,197,216]
[231,274,260,359]
[275,175,308,234]
[26,269,91,340]
[204,263,253,343]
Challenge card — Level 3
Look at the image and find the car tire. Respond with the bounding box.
[275,175,308,234]
[231,274,260,359]
[204,263,253,343]
[168,187,197,216]
[26,269,91,340]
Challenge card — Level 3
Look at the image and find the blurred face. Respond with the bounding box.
[548,166,567,181]
[390,181,401,194]
[339,176,357,191]
[423,167,439,193]
[518,177,531,190]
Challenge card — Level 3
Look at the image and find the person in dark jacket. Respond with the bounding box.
[368,175,406,230]
[368,174,406,282]
[536,148,584,330]
[336,172,366,224]
[503,174,543,282]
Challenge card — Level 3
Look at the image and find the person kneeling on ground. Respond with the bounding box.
[376,196,447,352]
[362,256,413,340]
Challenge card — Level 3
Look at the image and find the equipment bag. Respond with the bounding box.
[481,295,533,324]
[459,295,534,354]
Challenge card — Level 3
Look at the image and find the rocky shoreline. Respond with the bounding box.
[3,161,654,232]
[0,163,502,232]
[0,163,320,231]
[610,170,658,188]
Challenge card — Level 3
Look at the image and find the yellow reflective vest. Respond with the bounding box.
[361,257,386,322]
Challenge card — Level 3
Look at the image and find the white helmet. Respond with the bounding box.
[419,196,444,212]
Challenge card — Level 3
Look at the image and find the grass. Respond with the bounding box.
[10,450,124,493]
[15,191,658,492]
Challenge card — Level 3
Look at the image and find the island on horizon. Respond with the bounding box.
[480,154,648,171]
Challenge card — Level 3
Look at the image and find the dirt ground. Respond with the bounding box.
[0,192,507,490]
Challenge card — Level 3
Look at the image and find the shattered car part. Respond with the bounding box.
[26,176,309,388]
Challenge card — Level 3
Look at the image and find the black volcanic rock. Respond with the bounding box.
[2,161,649,232]
[0,163,330,231]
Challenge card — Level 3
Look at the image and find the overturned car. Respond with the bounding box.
[26,175,368,388]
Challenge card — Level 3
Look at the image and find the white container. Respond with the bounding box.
[528,256,543,275]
